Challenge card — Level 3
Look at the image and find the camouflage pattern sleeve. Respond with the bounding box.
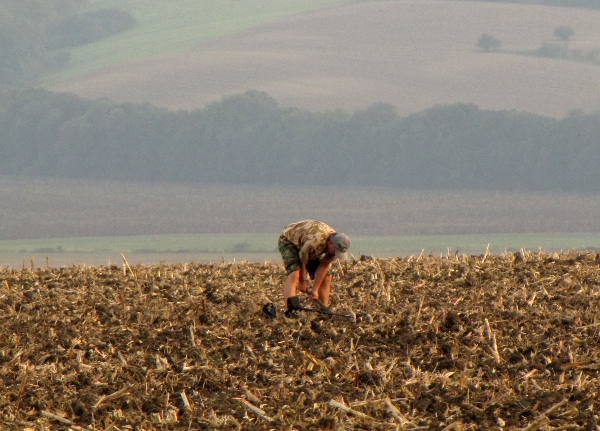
[280,220,335,263]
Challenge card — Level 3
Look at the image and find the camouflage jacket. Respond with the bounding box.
[279,220,335,263]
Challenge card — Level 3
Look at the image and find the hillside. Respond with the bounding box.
[46,0,600,117]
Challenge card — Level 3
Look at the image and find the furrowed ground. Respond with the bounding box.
[1,251,600,430]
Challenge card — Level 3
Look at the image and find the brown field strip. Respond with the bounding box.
[3,176,600,241]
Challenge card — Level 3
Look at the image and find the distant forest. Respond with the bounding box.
[1,88,599,193]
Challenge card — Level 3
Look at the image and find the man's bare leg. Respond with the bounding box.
[317,274,332,306]
[283,270,300,306]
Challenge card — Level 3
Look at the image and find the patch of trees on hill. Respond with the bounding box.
[0,0,135,88]
[478,25,600,64]
[1,89,599,193]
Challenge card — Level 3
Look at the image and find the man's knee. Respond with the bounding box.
[286,269,300,281]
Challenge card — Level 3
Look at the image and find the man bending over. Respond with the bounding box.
[278,220,350,312]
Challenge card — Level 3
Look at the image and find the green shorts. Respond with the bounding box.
[278,238,328,279]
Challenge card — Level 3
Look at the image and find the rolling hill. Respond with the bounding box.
[45,0,600,117]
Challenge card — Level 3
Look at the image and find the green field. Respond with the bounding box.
[43,0,349,82]
[2,232,599,268]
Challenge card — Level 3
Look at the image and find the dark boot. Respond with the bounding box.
[285,296,301,317]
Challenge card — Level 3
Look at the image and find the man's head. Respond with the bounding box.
[330,232,350,261]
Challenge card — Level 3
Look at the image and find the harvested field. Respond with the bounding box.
[1,251,600,430]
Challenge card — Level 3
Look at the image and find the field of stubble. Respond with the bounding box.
[1,251,600,430]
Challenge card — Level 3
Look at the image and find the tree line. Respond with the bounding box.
[1,88,599,193]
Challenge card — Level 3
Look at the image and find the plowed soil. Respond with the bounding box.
[2,251,600,430]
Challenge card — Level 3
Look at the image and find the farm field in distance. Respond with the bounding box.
[2,175,600,267]
[41,0,348,83]
[46,0,600,118]
[1,250,599,429]
[3,176,600,235]
[2,232,600,269]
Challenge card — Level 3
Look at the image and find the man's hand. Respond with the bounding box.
[298,279,310,294]
[305,287,318,303]
[309,256,334,306]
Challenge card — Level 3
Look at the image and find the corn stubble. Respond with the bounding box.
[1,250,600,430]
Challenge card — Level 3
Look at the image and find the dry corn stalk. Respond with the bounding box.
[520,398,567,431]
[180,391,192,412]
[384,397,414,426]
[235,398,274,422]
[329,399,372,420]
[94,385,132,408]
